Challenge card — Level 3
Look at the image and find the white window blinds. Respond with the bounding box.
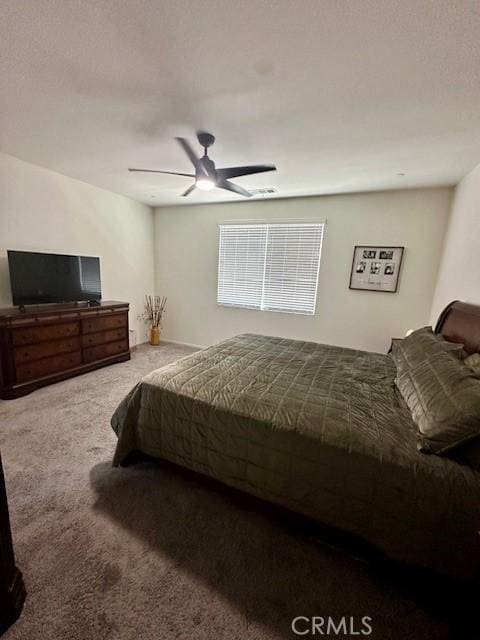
[217,222,324,315]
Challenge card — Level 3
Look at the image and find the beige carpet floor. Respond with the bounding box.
[0,343,470,639]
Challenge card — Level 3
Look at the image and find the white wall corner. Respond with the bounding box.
[429,163,480,324]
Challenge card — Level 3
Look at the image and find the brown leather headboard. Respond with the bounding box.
[434,301,480,355]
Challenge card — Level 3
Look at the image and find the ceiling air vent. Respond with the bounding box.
[249,187,277,196]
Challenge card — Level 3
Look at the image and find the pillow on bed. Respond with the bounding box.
[395,349,480,455]
[465,352,480,375]
[391,326,464,370]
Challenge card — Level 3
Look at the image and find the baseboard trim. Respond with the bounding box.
[160,339,206,350]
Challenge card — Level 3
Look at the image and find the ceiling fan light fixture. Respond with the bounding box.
[196,177,215,191]
[128,133,276,198]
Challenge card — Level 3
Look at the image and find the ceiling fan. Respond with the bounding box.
[128,132,276,198]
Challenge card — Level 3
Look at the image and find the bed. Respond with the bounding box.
[111,301,480,584]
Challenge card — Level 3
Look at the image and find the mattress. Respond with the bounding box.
[111,333,480,583]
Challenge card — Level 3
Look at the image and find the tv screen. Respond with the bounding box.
[8,250,101,306]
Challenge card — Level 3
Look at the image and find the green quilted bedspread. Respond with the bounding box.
[111,334,480,583]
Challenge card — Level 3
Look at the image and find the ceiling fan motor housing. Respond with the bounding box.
[199,155,216,179]
[197,131,215,149]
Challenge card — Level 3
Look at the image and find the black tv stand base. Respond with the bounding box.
[16,301,101,313]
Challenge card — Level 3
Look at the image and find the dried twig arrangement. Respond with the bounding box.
[143,295,167,328]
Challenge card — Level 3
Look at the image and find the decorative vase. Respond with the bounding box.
[150,326,160,345]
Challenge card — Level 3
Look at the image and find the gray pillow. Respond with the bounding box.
[465,353,480,375]
[395,349,480,455]
[391,326,464,371]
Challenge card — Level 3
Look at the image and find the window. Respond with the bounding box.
[217,222,324,315]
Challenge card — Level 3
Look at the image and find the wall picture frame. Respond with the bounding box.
[349,245,404,293]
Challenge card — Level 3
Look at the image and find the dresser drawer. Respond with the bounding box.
[16,351,82,383]
[81,328,127,348]
[12,322,79,346]
[82,314,127,334]
[14,337,81,365]
[83,339,129,363]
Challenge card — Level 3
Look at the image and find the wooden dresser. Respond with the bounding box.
[0,451,25,634]
[0,301,130,399]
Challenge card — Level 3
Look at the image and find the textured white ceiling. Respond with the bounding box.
[1,0,480,206]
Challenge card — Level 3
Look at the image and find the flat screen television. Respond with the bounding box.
[7,250,102,306]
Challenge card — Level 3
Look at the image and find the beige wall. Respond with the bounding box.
[154,188,451,353]
[0,152,155,341]
[430,163,480,323]
[0,151,454,353]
